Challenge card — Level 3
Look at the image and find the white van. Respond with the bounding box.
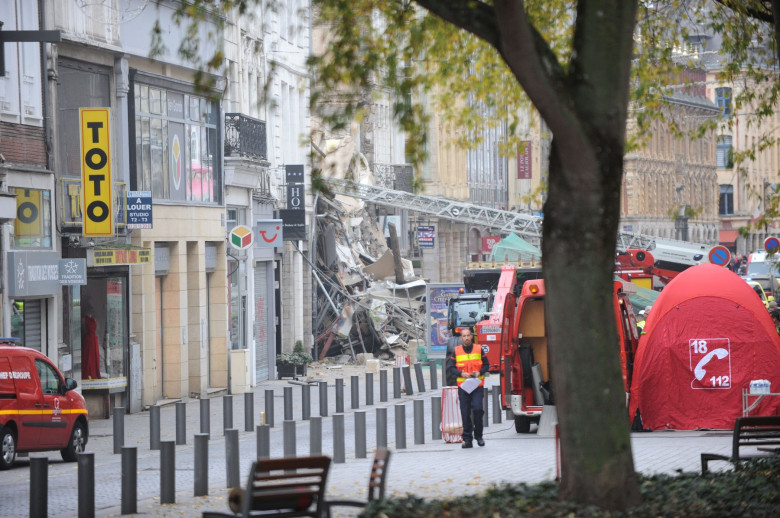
[743,251,780,294]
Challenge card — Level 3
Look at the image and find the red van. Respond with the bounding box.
[0,343,89,469]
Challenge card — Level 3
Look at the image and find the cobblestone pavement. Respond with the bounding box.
[0,363,734,517]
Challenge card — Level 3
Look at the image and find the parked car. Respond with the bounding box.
[0,342,88,469]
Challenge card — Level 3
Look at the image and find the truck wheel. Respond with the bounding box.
[0,426,16,470]
[61,421,87,462]
[514,416,532,433]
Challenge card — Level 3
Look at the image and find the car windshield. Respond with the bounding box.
[453,300,488,327]
[747,261,778,276]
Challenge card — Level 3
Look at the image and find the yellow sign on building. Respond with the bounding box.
[87,248,151,266]
[15,189,42,237]
[79,108,114,236]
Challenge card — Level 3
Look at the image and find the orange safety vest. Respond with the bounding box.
[455,344,485,388]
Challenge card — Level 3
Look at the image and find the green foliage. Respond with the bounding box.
[277,340,312,366]
[360,457,780,518]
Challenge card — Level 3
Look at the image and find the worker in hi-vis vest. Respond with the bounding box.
[446,328,489,448]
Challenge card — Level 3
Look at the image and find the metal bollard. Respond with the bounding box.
[429,361,438,390]
[244,392,255,432]
[319,381,328,417]
[355,411,367,459]
[113,406,125,454]
[380,370,388,402]
[265,389,275,427]
[30,457,47,518]
[226,429,240,488]
[365,373,374,406]
[194,433,209,497]
[414,363,426,393]
[283,420,297,457]
[150,404,161,450]
[199,398,210,438]
[402,366,415,396]
[223,395,234,434]
[483,388,489,427]
[492,387,502,423]
[351,375,360,409]
[333,414,345,463]
[257,425,271,459]
[284,387,293,420]
[432,395,442,440]
[376,407,388,448]
[301,384,311,420]
[175,401,186,445]
[121,446,137,514]
[78,452,95,518]
[395,404,407,449]
[160,441,176,504]
[335,378,344,413]
[309,416,322,455]
[414,399,425,445]
[392,367,401,399]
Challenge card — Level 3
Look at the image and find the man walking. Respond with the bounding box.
[446,328,489,448]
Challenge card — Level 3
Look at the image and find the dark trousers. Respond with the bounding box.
[458,385,484,443]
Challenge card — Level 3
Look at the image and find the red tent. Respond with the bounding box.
[629,263,780,430]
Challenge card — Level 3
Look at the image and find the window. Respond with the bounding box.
[133,81,221,204]
[715,87,732,119]
[717,135,733,168]
[36,359,61,395]
[719,184,734,215]
[11,188,52,249]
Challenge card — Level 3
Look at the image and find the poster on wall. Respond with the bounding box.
[426,283,464,358]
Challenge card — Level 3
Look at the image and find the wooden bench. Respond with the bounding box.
[325,449,391,518]
[203,455,331,518]
[700,416,780,474]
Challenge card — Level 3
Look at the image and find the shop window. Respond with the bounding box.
[11,188,52,249]
[10,299,43,351]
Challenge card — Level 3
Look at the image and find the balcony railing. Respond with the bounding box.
[225,113,267,160]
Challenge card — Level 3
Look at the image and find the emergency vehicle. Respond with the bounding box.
[0,342,88,469]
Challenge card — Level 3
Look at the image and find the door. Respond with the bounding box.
[8,355,43,449]
[35,359,69,447]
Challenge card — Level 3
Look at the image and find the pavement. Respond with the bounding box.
[0,362,736,517]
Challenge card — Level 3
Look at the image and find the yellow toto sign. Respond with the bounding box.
[79,108,114,236]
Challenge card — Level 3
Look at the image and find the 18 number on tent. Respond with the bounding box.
[689,338,731,389]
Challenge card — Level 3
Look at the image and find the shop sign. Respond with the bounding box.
[278,210,305,240]
[254,219,284,248]
[417,225,435,248]
[79,108,114,237]
[58,258,87,286]
[87,248,151,266]
[15,189,42,237]
[126,191,153,229]
[229,225,253,249]
[7,251,61,296]
[482,236,501,252]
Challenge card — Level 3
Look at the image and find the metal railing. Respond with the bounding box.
[224,113,267,160]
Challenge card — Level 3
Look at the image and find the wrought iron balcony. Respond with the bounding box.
[225,113,267,160]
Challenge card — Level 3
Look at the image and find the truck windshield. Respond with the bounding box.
[747,262,776,276]
[453,300,488,327]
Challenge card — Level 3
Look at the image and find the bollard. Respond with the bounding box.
[121,446,137,514]
[483,388,489,428]
[492,387,502,423]
[244,392,255,432]
[402,366,415,396]
[284,386,293,420]
[150,404,161,450]
[365,373,374,406]
[395,404,407,449]
[113,406,125,454]
[442,358,448,388]
[414,363,426,393]
[78,452,95,518]
[301,383,311,420]
[309,416,322,455]
[199,398,210,438]
[376,407,388,448]
[283,420,297,457]
[414,399,425,445]
[392,367,401,399]
[333,414,345,463]
[257,425,271,459]
[351,375,360,409]
[355,411,367,459]
[30,457,47,518]
[175,401,186,445]
[225,429,240,489]
[429,361,438,390]
[335,378,344,413]
[265,389,275,427]
[194,433,209,497]
[223,395,234,434]
[380,370,388,402]
[432,395,442,440]
[319,381,328,417]
[160,441,176,504]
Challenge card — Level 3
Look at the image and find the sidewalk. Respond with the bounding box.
[0,362,735,517]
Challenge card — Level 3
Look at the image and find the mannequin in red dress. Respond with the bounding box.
[81,315,101,380]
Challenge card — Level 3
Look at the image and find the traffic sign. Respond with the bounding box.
[764,236,780,254]
[708,245,731,267]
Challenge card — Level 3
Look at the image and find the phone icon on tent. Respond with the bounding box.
[694,348,729,380]
[689,338,731,389]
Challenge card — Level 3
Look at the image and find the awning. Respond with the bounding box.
[719,229,739,245]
